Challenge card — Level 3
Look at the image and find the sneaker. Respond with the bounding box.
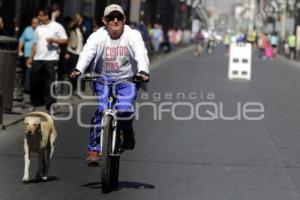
[86,151,100,167]
[122,131,135,150]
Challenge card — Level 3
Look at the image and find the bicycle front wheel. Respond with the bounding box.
[100,115,115,193]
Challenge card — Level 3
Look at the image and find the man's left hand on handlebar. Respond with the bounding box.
[136,71,150,82]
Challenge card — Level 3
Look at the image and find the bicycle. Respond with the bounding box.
[81,73,146,193]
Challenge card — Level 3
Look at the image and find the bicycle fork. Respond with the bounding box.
[100,109,120,156]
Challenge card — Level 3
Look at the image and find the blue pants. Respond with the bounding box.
[88,78,139,152]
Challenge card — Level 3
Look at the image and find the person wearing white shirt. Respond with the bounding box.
[70,4,150,166]
[27,8,68,111]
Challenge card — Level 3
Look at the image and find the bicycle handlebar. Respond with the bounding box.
[80,73,148,85]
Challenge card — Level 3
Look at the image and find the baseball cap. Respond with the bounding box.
[104,4,124,17]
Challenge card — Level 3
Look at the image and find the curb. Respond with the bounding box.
[1,117,24,131]
[277,54,300,69]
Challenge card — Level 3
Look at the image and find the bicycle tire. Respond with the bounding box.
[101,115,114,193]
[111,156,120,188]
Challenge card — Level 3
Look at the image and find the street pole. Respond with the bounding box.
[248,0,256,31]
[281,0,287,40]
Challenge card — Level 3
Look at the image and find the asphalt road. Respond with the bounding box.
[1,46,300,200]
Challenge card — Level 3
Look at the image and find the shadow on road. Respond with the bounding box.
[117,182,155,190]
[81,181,155,191]
[24,176,60,184]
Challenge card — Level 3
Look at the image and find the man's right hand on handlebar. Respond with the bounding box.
[70,69,81,80]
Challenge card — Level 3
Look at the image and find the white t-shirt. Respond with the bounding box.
[34,21,68,61]
[76,25,149,79]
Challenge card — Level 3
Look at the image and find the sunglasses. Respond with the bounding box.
[106,13,124,21]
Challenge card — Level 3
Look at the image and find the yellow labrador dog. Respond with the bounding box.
[22,112,57,184]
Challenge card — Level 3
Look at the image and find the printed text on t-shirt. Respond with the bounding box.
[104,46,129,72]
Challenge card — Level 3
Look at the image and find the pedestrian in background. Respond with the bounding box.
[264,40,274,60]
[270,32,279,58]
[168,28,177,51]
[288,32,296,60]
[64,13,84,93]
[18,17,39,93]
[194,29,204,56]
[182,29,192,45]
[27,8,68,112]
[82,15,93,40]
[175,28,183,46]
[236,32,246,43]
[151,23,163,55]
[137,21,151,51]
[258,33,268,59]
[223,31,231,56]
[137,21,148,42]
[246,29,257,45]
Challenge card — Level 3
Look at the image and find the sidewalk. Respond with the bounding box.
[0,45,194,131]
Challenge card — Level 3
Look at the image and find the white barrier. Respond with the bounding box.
[228,43,252,80]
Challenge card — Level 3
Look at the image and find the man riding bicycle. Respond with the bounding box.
[70,4,150,166]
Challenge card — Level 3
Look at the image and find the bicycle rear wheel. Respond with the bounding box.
[101,115,115,193]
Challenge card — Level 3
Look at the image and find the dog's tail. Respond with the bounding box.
[26,112,54,124]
